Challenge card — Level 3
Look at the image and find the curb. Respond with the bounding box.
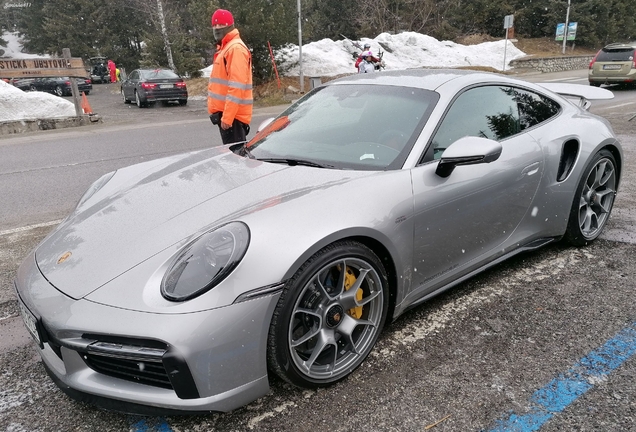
[0,114,102,136]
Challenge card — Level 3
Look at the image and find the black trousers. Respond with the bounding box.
[218,119,250,145]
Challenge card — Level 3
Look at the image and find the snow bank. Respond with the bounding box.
[276,32,526,77]
[0,80,76,121]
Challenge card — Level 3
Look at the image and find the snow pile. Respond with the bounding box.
[0,80,76,121]
[276,32,526,77]
[200,32,525,78]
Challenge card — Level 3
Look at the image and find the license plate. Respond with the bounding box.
[18,298,41,346]
[603,64,622,70]
[160,84,173,89]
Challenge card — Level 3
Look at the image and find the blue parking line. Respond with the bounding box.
[130,418,173,432]
[488,321,636,432]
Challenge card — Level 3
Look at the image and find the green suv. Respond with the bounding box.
[589,43,636,87]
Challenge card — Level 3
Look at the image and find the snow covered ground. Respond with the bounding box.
[2,30,526,122]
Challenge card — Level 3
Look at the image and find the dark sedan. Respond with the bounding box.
[30,77,92,96]
[121,68,188,108]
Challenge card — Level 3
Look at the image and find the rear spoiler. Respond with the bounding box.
[538,83,614,110]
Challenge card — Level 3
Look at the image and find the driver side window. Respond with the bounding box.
[431,86,520,159]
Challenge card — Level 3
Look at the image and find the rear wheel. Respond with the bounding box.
[54,85,64,97]
[135,91,144,108]
[564,149,617,246]
[589,82,601,87]
[268,240,389,387]
[179,99,188,106]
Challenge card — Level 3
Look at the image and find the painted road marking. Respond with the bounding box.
[606,101,636,109]
[0,220,62,237]
[130,418,173,432]
[488,321,636,431]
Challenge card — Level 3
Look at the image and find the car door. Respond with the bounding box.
[407,85,545,301]
[123,70,138,98]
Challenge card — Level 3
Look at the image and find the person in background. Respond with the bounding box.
[355,43,380,71]
[116,67,121,82]
[358,51,377,74]
[208,8,253,144]
[107,59,117,83]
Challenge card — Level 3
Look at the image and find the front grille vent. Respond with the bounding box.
[82,341,172,390]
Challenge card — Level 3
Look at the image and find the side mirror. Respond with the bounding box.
[435,136,502,178]
[256,117,275,133]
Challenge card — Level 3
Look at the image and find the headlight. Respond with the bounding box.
[76,171,116,209]
[161,222,250,301]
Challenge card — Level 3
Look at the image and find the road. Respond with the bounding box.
[0,70,635,432]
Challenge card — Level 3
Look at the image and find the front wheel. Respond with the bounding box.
[564,149,617,246]
[122,89,130,104]
[268,240,389,388]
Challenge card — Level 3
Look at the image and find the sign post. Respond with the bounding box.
[503,14,514,71]
[63,48,82,117]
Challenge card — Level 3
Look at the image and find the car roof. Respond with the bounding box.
[602,42,636,51]
[326,68,519,91]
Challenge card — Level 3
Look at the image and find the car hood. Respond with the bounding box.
[36,146,368,300]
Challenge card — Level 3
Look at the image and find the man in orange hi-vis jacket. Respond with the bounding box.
[208,9,253,144]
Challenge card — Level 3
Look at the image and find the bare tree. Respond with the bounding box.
[126,0,176,71]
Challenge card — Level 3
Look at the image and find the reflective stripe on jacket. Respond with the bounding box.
[208,29,253,125]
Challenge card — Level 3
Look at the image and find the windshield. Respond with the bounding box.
[246,84,438,170]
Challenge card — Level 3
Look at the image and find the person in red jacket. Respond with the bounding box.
[107,59,117,83]
[208,9,253,144]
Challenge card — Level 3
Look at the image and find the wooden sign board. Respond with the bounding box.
[0,57,89,79]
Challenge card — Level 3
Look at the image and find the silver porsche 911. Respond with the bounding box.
[15,70,621,414]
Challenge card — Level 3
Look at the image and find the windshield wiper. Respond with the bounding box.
[241,143,255,159]
[257,158,332,169]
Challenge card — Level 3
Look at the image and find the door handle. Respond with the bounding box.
[521,162,540,176]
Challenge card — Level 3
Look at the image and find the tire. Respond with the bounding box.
[135,91,144,108]
[268,240,389,388]
[29,84,36,92]
[564,149,617,246]
[54,85,64,97]
[589,82,601,87]
[178,99,188,106]
[84,91,90,95]
[122,89,130,104]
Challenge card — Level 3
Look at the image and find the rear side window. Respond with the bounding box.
[510,88,561,130]
[597,48,635,61]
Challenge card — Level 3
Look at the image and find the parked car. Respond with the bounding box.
[121,68,188,107]
[588,42,636,87]
[15,70,621,414]
[88,56,109,84]
[30,76,92,96]
[11,78,35,91]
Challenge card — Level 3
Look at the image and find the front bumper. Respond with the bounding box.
[15,251,281,413]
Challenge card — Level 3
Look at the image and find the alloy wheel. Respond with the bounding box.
[288,257,384,380]
[577,157,616,239]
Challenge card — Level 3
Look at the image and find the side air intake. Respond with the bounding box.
[557,140,579,182]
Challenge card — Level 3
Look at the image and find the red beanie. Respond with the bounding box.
[211,9,234,26]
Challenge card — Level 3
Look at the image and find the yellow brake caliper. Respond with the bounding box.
[343,267,363,319]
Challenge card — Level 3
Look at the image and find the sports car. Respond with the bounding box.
[14,69,621,414]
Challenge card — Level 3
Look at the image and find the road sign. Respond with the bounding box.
[566,22,577,41]
[504,15,514,29]
[0,57,88,79]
